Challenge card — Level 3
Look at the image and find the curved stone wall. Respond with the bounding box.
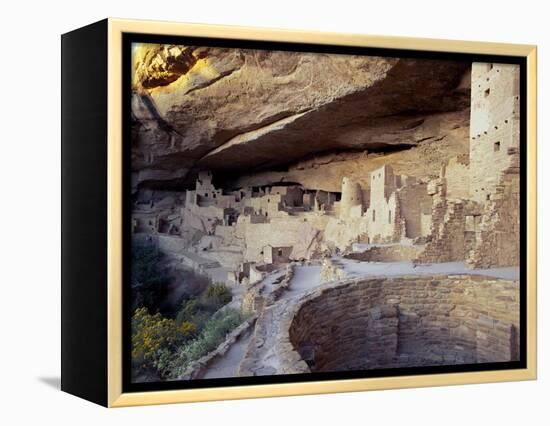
[288,275,519,372]
[340,177,363,219]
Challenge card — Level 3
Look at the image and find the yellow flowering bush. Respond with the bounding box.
[131,307,186,373]
[179,321,198,339]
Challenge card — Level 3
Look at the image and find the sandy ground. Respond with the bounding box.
[199,268,285,379]
[281,265,322,300]
[334,258,519,280]
[260,268,287,295]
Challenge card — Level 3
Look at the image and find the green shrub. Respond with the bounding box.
[178,321,198,340]
[131,261,242,379]
[175,299,201,326]
[167,308,244,378]
[200,282,232,311]
[131,306,202,376]
[131,307,182,375]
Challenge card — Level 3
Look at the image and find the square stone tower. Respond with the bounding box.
[365,165,401,242]
[196,170,215,192]
[469,63,520,203]
[370,164,396,202]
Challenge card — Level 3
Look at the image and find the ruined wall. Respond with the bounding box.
[263,246,292,264]
[397,182,432,239]
[287,275,519,373]
[273,186,304,208]
[365,192,402,243]
[248,194,286,218]
[416,170,484,264]
[314,190,338,213]
[467,168,520,268]
[181,206,220,234]
[345,244,423,262]
[445,155,470,199]
[241,215,328,262]
[249,264,264,284]
[132,213,159,234]
[417,158,471,260]
[324,216,369,252]
[469,63,520,204]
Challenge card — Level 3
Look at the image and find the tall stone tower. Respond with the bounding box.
[196,170,214,191]
[469,63,520,203]
[369,164,396,203]
[340,177,363,219]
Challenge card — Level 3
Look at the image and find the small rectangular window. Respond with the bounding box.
[484,88,490,97]
[494,141,501,152]
[388,210,392,224]
[372,210,376,222]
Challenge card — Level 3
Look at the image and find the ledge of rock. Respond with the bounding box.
[131,45,470,190]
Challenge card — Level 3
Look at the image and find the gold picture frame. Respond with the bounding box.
[61,18,537,407]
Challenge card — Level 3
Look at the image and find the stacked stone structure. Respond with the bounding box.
[287,275,519,373]
[340,177,364,219]
[417,63,520,267]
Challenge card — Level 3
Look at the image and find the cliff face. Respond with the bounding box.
[231,110,470,192]
[131,44,471,191]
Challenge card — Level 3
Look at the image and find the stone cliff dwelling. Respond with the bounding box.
[131,43,521,378]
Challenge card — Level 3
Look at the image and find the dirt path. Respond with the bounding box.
[201,327,254,379]
[198,268,286,379]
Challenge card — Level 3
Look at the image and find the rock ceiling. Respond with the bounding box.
[131,44,471,190]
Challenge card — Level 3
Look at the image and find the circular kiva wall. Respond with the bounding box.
[288,275,519,372]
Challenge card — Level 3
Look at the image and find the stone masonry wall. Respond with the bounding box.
[365,165,404,243]
[466,71,521,268]
[418,63,520,267]
[287,275,519,372]
[324,216,370,252]
[416,177,463,263]
[445,155,470,199]
[241,216,326,262]
[469,63,520,204]
[397,182,432,239]
[467,166,520,268]
[340,177,363,219]
[345,244,423,262]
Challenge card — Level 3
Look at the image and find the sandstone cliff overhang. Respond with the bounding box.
[131,44,470,189]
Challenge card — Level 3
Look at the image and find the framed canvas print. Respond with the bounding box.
[61,18,537,407]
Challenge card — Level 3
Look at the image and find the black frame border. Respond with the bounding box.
[122,32,528,394]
